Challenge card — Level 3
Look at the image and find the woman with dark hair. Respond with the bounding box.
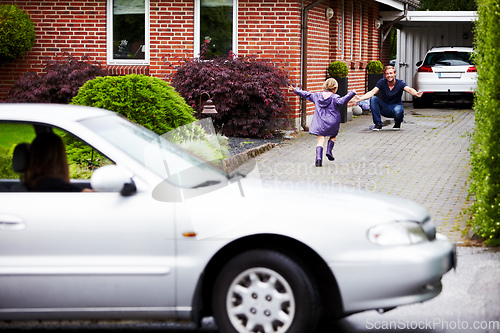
[24,132,91,192]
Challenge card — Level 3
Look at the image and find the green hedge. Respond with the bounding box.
[71,74,196,135]
[0,4,36,64]
[468,0,500,245]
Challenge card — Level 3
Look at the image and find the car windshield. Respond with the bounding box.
[424,51,473,66]
[80,115,228,188]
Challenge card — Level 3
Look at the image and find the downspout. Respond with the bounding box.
[300,0,326,131]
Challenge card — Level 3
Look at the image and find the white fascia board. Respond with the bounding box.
[381,10,478,22]
[375,0,404,11]
[407,11,477,21]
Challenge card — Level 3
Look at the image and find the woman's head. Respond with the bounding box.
[25,132,70,189]
[323,78,338,93]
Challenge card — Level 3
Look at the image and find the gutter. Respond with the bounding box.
[300,0,326,131]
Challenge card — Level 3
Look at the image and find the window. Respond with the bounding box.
[337,0,345,59]
[194,0,237,57]
[107,0,149,65]
[359,4,363,60]
[0,122,113,193]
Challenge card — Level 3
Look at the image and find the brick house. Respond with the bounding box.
[0,0,418,130]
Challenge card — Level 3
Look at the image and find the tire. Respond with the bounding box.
[212,249,320,333]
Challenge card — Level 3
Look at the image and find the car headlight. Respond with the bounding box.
[367,221,428,246]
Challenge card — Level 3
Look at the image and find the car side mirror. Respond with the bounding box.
[416,61,422,67]
[91,165,136,196]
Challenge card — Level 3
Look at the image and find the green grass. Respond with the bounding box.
[0,123,36,149]
[0,124,36,179]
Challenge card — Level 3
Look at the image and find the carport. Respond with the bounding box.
[380,11,477,101]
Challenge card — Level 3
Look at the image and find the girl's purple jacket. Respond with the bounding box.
[294,88,356,137]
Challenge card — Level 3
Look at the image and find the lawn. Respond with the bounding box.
[0,123,36,150]
[0,123,36,179]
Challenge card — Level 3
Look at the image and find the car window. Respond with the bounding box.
[424,51,473,66]
[80,115,229,188]
[0,122,113,192]
[53,128,114,180]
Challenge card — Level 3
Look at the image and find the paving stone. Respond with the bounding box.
[250,105,474,243]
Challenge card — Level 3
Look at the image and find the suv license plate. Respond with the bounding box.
[439,73,461,78]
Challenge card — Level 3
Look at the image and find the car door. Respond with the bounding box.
[0,185,177,318]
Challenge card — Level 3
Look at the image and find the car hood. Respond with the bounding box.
[173,176,430,240]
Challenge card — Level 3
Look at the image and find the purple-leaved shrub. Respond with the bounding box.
[4,54,107,104]
[169,41,290,139]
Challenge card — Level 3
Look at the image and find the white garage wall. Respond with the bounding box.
[395,21,475,101]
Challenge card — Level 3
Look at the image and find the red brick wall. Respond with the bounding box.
[238,0,302,119]
[149,0,194,79]
[0,0,383,127]
[0,0,107,98]
[0,0,196,98]
[304,3,331,94]
[295,0,381,123]
[327,0,381,92]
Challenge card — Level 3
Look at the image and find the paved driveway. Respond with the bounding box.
[251,104,474,243]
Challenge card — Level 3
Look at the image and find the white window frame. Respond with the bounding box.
[359,4,363,60]
[338,0,345,59]
[194,0,238,58]
[350,1,354,59]
[106,0,150,65]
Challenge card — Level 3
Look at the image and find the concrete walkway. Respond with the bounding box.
[250,104,474,243]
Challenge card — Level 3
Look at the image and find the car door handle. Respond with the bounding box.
[0,215,26,231]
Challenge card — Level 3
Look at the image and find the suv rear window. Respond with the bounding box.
[424,51,473,66]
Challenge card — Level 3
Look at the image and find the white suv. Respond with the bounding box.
[413,46,476,108]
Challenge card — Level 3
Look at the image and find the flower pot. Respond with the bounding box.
[367,73,383,99]
[334,76,348,123]
[367,73,383,90]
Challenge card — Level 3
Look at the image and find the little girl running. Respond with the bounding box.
[290,78,356,167]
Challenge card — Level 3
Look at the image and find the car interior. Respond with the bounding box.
[0,122,111,192]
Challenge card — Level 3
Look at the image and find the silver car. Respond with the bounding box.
[0,104,456,332]
[413,46,477,108]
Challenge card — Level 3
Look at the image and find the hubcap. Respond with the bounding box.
[226,267,295,333]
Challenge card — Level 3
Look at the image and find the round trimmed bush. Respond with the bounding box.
[366,60,383,74]
[328,61,349,78]
[71,74,196,135]
[0,4,36,64]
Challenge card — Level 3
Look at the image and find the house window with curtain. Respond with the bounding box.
[194,0,237,58]
[107,0,149,64]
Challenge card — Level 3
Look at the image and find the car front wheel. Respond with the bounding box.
[212,249,320,333]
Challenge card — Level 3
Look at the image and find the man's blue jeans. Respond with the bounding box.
[370,96,404,126]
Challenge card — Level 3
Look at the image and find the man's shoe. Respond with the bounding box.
[372,124,382,131]
[393,122,401,130]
